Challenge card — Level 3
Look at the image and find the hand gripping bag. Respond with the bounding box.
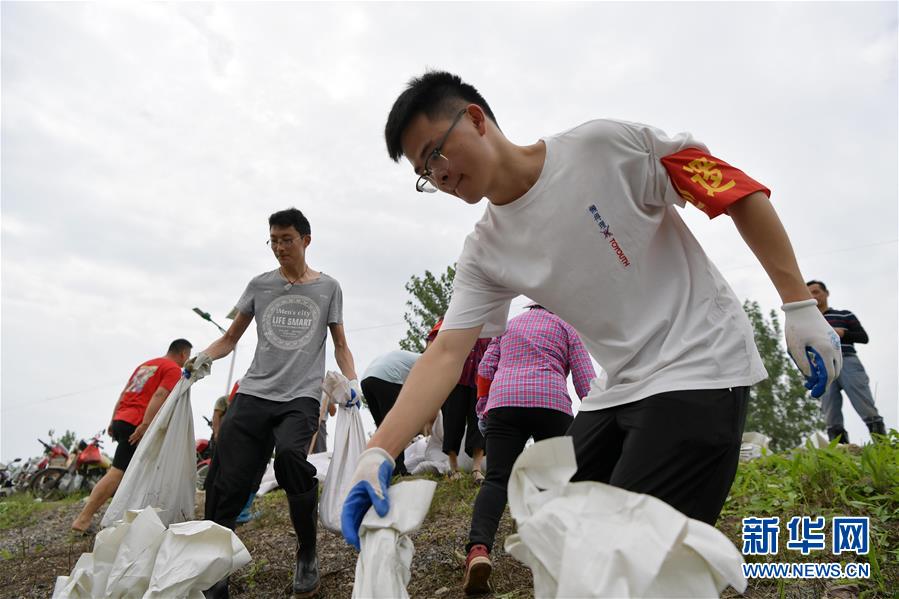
[352,479,437,598]
[101,371,203,529]
[319,371,367,533]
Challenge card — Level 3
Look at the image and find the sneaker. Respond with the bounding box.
[463,544,491,596]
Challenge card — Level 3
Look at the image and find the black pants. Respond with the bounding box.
[361,377,407,474]
[569,387,749,525]
[468,407,573,552]
[442,384,485,457]
[204,393,319,530]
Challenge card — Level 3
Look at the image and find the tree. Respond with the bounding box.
[743,300,823,452]
[399,265,456,352]
[49,428,78,451]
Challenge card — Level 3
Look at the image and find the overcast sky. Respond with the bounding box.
[2,2,897,461]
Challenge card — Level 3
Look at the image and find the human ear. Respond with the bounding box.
[466,104,488,136]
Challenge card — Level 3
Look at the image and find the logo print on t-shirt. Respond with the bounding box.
[261,295,321,350]
[125,365,159,394]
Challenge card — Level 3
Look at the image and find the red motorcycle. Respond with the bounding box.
[36,438,69,470]
[31,433,110,500]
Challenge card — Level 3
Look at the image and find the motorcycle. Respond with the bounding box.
[30,433,111,500]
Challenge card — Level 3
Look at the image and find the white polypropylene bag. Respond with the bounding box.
[53,508,250,599]
[319,373,367,533]
[144,520,250,598]
[504,437,747,598]
[104,508,167,597]
[352,479,437,599]
[740,431,771,462]
[102,374,200,528]
[404,411,450,475]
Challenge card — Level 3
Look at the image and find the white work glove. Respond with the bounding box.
[341,447,395,550]
[782,299,842,398]
[183,352,213,382]
[347,378,364,408]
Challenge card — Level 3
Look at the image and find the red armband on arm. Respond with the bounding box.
[476,375,492,400]
[660,148,770,219]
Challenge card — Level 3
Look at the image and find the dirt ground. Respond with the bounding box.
[0,477,533,599]
[0,478,890,598]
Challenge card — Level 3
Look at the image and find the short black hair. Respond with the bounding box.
[168,338,192,354]
[806,280,828,292]
[269,207,311,236]
[385,71,499,162]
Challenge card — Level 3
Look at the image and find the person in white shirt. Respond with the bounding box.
[340,71,842,580]
[360,349,422,475]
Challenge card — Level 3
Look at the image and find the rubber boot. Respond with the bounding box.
[867,420,886,437]
[203,576,229,599]
[827,427,849,444]
[236,492,256,524]
[289,481,320,598]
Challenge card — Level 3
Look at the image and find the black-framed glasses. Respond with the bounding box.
[267,237,301,248]
[416,109,468,193]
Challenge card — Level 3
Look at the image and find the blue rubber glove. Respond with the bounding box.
[341,447,395,550]
[347,379,364,409]
[782,299,842,398]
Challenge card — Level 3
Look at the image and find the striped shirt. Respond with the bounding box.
[823,308,869,355]
[477,307,596,416]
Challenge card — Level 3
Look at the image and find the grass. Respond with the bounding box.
[720,431,899,597]
[0,493,84,531]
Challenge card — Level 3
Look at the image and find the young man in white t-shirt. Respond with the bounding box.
[341,71,842,586]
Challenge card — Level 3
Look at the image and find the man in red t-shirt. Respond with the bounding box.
[71,338,192,533]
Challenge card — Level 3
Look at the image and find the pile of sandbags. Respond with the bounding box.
[54,508,250,598]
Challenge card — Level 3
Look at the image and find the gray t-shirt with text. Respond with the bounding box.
[235,270,343,403]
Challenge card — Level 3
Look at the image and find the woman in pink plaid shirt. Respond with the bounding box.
[463,304,595,594]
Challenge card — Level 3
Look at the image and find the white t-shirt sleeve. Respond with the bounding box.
[442,252,516,338]
[618,120,709,210]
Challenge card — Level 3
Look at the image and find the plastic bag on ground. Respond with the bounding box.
[404,411,450,475]
[144,520,251,598]
[257,452,330,496]
[352,479,437,599]
[104,507,167,597]
[799,430,830,449]
[319,372,367,533]
[740,431,771,462]
[504,437,746,598]
[101,375,199,528]
[53,507,250,599]
[53,553,94,598]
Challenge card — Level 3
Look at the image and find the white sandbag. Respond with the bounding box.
[104,508,166,598]
[257,451,330,497]
[740,431,770,462]
[799,430,830,449]
[504,437,746,598]
[352,479,437,599]
[88,518,133,596]
[319,396,367,533]
[406,411,450,476]
[102,375,200,528]
[54,508,251,599]
[143,520,250,598]
[52,553,94,598]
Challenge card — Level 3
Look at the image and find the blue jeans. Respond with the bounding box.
[820,354,883,429]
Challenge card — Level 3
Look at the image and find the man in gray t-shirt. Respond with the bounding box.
[187,208,362,599]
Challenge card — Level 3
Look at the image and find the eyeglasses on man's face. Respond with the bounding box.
[416,109,468,193]
[267,236,303,248]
